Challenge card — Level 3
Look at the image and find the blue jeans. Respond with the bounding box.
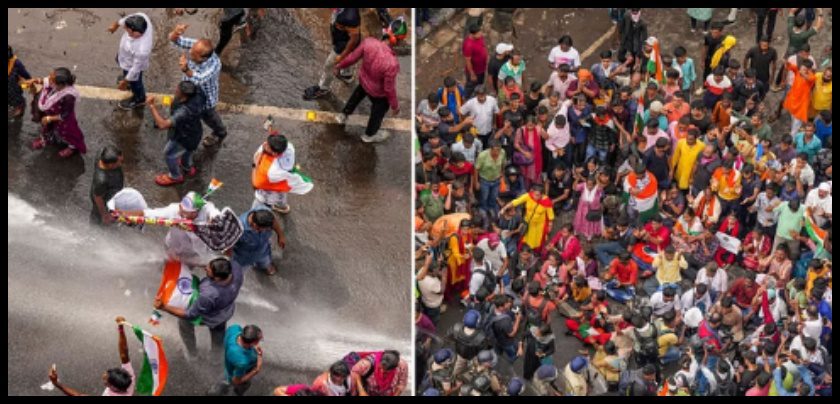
[164,140,194,179]
[233,252,272,271]
[605,279,635,304]
[496,342,518,363]
[479,177,501,215]
[585,145,609,164]
[122,69,146,103]
[594,241,624,267]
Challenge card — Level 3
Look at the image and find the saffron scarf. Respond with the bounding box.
[441,86,463,111]
[710,35,737,69]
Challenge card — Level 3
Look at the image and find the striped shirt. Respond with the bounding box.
[173,36,221,109]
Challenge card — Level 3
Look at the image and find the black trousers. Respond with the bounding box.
[342,84,390,136]
[216,11,246,55]
[755,9,778,44]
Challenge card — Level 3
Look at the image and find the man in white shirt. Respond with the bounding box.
[459,85,499,146]
[804,182,832,227]
[451,133,483,164]
[788,153,816,190]
[476,233,508,283]
[119,191,221,267]
[417,253,446,324]
[649,287,682,317]
[680,283,712,316]
[695,262,728,302]
[108,13,154,110]
[468,247,497,296]
[547,35,581,70]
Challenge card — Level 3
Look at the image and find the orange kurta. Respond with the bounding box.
[783,63,816,122]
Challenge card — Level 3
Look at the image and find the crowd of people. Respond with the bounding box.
[414,8,831,396]
[9,8,408,396]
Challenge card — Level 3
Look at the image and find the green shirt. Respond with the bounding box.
[773,202,804,241]
[475,149,506,181]
[787,16,817,54]
[420,192,445,222]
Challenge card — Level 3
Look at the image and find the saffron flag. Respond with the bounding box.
[132,325,168,396]
[150,260,200,326]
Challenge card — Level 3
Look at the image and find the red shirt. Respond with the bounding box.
[336,38,400,110]
[728,278,758,308]
[462,36,488,77]
[609,259,639,286]
[643,223,671,250]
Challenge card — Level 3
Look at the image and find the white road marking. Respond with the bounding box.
[74,85,412,132]
[580,25,616,61]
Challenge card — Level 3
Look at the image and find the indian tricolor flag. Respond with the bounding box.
[804,210,828,252]
[150,260,200,326]
[278,166,314,195]
[203,178,223,198]
[634,94,645,136]
[132,325,168,396]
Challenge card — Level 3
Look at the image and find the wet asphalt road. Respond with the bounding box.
[9,8,411,395]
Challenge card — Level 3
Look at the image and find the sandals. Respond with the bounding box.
[155,173,185,187]
[264,264,278,276]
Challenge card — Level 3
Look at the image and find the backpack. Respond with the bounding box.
[524,296,549,328]
[482,311,511,348]
[472,261,496,296]
[451,323,487,359]
[634,325,660,358]
[713,370,735,396]
[341,352,376,381]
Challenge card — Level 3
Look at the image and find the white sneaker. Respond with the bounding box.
[335,113,348,125]
[361,130,391,143]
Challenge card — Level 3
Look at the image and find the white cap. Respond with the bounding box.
[684,307,703,328]
[107,188,148,211]
[496,43,514,54]
[645,36,657,46]
[649,100,663,113]
[818,182,830,192]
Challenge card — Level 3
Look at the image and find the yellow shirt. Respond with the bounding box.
[812,72,832,113]
[653,253,688,285]
[671,139,705,190]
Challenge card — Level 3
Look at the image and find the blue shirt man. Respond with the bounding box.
[232,207,286,275]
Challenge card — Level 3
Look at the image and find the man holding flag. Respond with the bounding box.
[154,257,245,362]
[117,191,221,267]
[48,316,137,396]
[252,131,314,215]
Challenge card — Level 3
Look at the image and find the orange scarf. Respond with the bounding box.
[697,193,717,222]
[441,86,463,111]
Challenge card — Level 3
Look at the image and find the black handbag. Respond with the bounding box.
[585,208,603,221]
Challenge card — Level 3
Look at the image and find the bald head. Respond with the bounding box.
[189,38,215,63]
